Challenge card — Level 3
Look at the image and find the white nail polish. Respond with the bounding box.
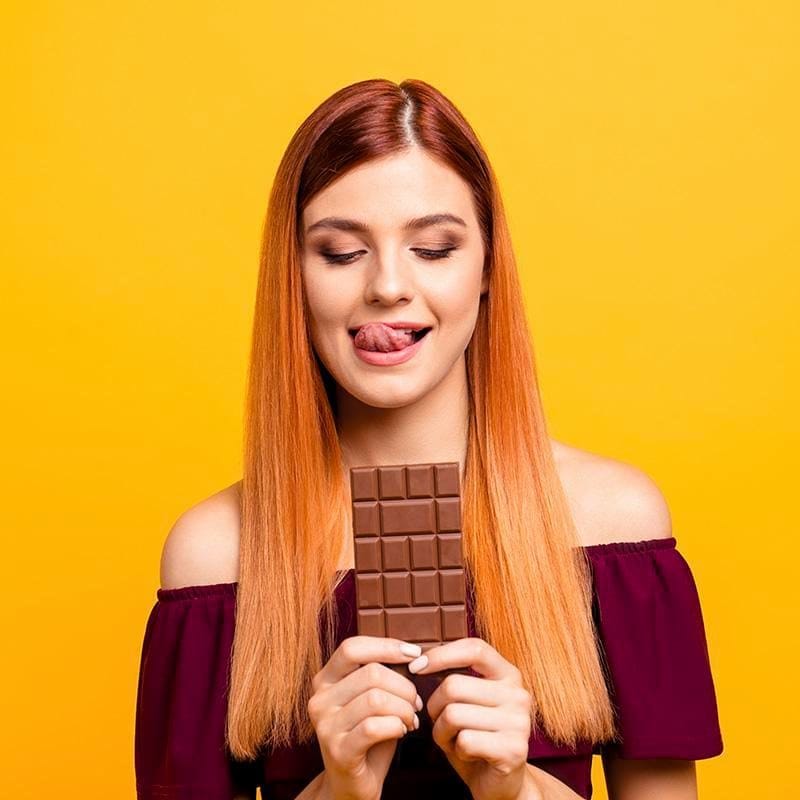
[413,713,420,730]
[408,654,428,673]
[400,642,422,657]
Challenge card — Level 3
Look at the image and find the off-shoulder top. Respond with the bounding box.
[134,537,723,800]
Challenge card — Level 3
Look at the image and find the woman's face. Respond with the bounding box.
[300,147,488,409]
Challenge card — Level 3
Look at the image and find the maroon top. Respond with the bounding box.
[135,536,723,799]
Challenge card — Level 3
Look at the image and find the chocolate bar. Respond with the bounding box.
[349,462,472,736]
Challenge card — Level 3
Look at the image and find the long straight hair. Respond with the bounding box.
[227,78,617,760]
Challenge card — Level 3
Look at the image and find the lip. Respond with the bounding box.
[351,327,431,366]
[349,320,431,334]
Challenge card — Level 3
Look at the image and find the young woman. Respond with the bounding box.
[135,79,723,800]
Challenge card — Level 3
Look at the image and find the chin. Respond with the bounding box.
[342,379,432,410]
[354,390,425,410]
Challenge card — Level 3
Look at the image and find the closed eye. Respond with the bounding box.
[320,247,458,265]
[413,247,457,260]
[321,250,363,265]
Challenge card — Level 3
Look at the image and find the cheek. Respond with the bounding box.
[431,271,483,324]
[303,271,349,330]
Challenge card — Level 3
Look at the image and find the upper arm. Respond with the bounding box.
[557,447,697,799]
[604,460,673,543]
[601,754,698,800]
[159,482,242,590]
[557,445,674,546]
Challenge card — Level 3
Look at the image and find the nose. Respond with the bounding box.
[362,248,415,307]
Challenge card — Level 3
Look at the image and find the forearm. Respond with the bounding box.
[296,769,328,799]
[524,763,584,800]
[298,764,579,800]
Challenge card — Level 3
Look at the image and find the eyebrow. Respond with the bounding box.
[305,213,468,235]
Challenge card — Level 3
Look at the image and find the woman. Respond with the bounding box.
[135,78,723,800]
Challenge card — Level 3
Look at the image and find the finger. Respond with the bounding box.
[431,702,507,746]
[339,685,420,736]
[316,635,422,688]
[320,660,421,713]
[431,702,530,753]
[447,729,529,769]
[408,637,518,682]
[425,673,524,724]
[345,714,409,758]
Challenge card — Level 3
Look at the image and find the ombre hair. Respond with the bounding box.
[227,78,617,760]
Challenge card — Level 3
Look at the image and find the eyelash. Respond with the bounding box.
[320,247,457,265]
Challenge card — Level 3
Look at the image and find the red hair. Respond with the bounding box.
[227,78,617,759]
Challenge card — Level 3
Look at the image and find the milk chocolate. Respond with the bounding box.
[349,462,472,736]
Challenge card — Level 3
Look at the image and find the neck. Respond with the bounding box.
[335,357,470,476]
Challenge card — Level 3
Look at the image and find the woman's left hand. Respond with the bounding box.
[408,637,536,800]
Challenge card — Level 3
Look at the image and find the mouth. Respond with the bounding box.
[349,324,432,366]
[348,326,433,343]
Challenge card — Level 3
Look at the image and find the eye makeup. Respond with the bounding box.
[319,245,459,265]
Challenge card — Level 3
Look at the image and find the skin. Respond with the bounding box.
[162,148,700,799]
[299,147,535,799]
[300,146,488,499]
[308,636,424,800]
[168,452,697,800]
[410,638,535,800]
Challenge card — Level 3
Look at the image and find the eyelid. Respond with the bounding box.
[311,230,463,247]
[316,242,458,254]
[319,245,458,265]
[318,245,458,254]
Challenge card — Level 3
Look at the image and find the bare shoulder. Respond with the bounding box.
[159,479,243,590]
[549,437,673,547]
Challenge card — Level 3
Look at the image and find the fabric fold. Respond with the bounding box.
[586,537,724,760]
[134,537,723,800]
[135,582,260,799]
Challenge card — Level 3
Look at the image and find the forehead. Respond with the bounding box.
[301,149,477,233]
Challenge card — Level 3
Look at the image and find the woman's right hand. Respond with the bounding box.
[308,635,425,800]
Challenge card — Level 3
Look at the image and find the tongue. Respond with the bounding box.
[354,323,415,352]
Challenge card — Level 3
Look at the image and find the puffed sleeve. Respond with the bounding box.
[135,582,262,799]
[586,537,724,759]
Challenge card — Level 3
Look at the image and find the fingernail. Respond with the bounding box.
[415,694,423,711]
[400,642,422,657]
[401,722,408,735]
[413,713,420,730]
[408,654,428,673]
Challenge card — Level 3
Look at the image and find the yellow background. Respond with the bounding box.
[2,1,797,797]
